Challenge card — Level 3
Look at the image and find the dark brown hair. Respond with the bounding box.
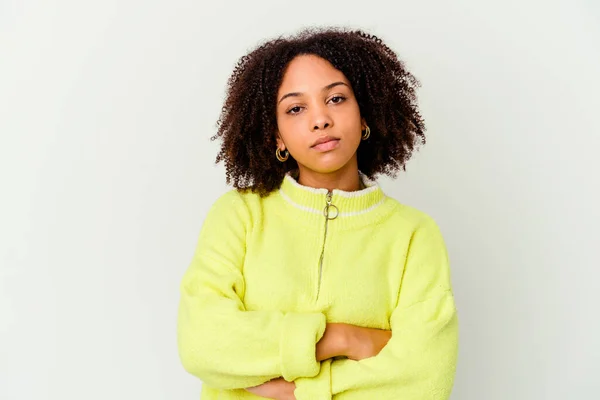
[212,27,426,197]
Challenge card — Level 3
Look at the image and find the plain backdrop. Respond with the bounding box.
[1,0,599,399]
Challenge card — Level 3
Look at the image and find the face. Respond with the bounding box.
[275,54,366,175]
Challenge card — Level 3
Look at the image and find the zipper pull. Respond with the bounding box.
[323,191,339,220]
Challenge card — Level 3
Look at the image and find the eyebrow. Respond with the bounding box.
[277,81,349,105]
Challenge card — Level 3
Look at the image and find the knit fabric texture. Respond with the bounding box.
[177,173,459,399]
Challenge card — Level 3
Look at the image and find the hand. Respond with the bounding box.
[245,377,296,400]
[344,325,392,361]
[316,323,350,361]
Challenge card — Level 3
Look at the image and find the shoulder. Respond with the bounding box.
[208,188,263,210]
[379,196,448,253]
[383,196,442,232]
[208,188,247,210]
[204,188,268,227]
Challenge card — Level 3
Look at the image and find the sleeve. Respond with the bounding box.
[176,190,327,390]
[294,215,459,400]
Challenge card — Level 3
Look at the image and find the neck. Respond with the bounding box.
[296,159,362,192]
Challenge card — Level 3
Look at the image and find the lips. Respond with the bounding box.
[311,136,339,147]
[311,136,340,152]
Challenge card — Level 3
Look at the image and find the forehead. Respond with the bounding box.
[277,54,349,94]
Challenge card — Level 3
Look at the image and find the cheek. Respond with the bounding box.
[276,118,307,147]
[338,106,363,139]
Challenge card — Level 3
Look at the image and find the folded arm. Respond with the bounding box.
[177,191,327,390]
[294,216,459,400]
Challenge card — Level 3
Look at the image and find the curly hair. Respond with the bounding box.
[212,27,426,197]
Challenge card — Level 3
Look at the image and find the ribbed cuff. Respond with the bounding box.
[294,358,332,400]
[280,312,326,381]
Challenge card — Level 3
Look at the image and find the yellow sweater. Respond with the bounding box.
[177,173,459,399]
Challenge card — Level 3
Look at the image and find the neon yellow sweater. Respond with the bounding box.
[177,174,459,399]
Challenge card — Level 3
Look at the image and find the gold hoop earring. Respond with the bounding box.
[362,126,371,140]
[276,148,289,162]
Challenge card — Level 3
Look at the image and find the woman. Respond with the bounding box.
[177,28,458,400]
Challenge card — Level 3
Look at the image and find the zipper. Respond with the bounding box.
[316,190,338,300]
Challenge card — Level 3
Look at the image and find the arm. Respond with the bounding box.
[294,216,459,400]
[177,190,327,390]
[251,324,379,400]
[245,323,390,399]
[244,323,361,399]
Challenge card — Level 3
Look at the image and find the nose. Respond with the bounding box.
[310,105,333,132]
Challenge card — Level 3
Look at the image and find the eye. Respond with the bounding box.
[286,106,303,115]
[329,96,346,104]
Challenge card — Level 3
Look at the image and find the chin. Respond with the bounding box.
[304,158,355,175]
[308,166,344,174]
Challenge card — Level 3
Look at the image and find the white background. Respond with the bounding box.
[1,0,599,399]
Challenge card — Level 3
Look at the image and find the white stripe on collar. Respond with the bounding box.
[278,188,386,218]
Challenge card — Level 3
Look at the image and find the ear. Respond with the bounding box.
[276,132,285,150]
[361,118,367,130]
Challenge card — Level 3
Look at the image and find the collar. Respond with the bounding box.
[277,171,392,228]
